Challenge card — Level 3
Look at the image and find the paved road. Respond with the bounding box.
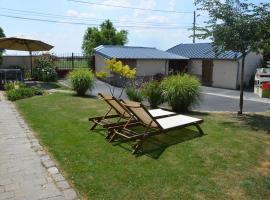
[193,86,270,112]
[0,92,77,200]
[61,79,270,113]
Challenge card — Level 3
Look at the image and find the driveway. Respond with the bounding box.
[195,86,270,112]
[61,79,270,113]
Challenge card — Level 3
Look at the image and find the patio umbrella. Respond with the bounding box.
[0,37,54,76]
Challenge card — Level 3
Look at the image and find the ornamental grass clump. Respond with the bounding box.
[69,68,95,96]
[161,74,201,112]
[143,80,163,108]
[126,86,144,102]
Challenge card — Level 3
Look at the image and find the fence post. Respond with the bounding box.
[72,52,74,70]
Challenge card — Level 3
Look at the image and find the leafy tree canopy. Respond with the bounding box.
[82,20,128,55]
[256,15,270,60]
[0,27,4,38]
[194,0,270,54]
[0,27,5,58]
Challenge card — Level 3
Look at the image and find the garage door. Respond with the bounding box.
[202,60,213,86]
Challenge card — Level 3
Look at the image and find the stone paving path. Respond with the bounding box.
[0,92,77,200]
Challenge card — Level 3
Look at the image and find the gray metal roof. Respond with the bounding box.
[94,45,188,60]
[167,43,242,60]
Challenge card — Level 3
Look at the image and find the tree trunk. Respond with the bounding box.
[238,53,246,115]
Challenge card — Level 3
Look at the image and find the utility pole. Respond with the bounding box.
[193,11,196,43]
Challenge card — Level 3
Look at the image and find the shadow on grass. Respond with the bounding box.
[240,176,270,199]
[113,128,204,159]
[71,93,97,99]
[226,114,270,134]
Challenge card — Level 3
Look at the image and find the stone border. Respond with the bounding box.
[1,92,79,200]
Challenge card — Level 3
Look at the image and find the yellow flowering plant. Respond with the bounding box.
[95,58,136,97]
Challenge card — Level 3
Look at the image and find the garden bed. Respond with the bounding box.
[15,93,270,199]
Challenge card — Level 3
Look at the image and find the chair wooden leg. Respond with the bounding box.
[132,139,144,154]
[109,132,117,143]
[194,124,204,136]
[90,122,98,130]
[106,130,112,139]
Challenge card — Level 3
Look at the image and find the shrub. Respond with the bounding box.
[161,74,201,112]
[69,68,95,96]
[4,81,26,91]
[126,87,144,102]
[6,87,44,101]
[33,54,57,81]
[143,81,164,108]
[153,73,165,82]
[31,86,44,95]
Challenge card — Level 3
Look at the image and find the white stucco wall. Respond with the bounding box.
[1,56,33,70]
[187,52,261,89]
[95,55,168,77]
[188,60,202,79]
[94,54,112,77]
[237,52,262,87]
[136,60,167,76]
[212,60,238,89]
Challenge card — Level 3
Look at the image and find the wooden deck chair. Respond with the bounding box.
[88,93,134,133]
[89,93,176,139]
[112,100,204,154]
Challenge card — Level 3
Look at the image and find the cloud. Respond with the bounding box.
[66,9,96,19]
[133,0,157,17]
[168,0,176,11]
[91,0,131,11]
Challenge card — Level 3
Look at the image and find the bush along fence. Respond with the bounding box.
[55,53,94,78]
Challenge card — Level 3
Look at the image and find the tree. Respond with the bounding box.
[96,58,136,98]
[194,0,270,114]
[82,20,128,55]
[256,15,270,64]
[0,27,5,65]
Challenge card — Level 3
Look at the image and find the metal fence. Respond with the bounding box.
[54,53,94,70]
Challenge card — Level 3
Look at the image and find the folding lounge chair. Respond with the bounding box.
[112,100,204,154]
[88,93,176,138]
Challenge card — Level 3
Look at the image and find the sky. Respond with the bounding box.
[0,0,267,55]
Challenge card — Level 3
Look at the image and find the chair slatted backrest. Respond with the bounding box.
[121,100,159,128]
[98,93,131,118]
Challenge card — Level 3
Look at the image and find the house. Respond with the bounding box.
[167,43,262,89]
[94,45,188,78]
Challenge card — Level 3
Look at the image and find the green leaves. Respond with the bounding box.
[82,20,128,55]
[68,68,95,96]
[161,74,201,113]
[194,0,270,54]
[142,81,164,108]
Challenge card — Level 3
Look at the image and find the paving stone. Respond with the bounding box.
[56,181,70,190]
[48,167,59,175]
[0,92,77,200]
[63,189,77,200]
[0,191,15,200]
[43,160,55,168]
[0,186,4,193]
[52,174,65,182]
[40,155,50,162]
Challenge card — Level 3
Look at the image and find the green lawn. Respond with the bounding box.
[15,93,270,199]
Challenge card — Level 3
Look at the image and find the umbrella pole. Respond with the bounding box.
[30,51,33,78]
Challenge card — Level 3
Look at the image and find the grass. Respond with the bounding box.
[15,93,270,199]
